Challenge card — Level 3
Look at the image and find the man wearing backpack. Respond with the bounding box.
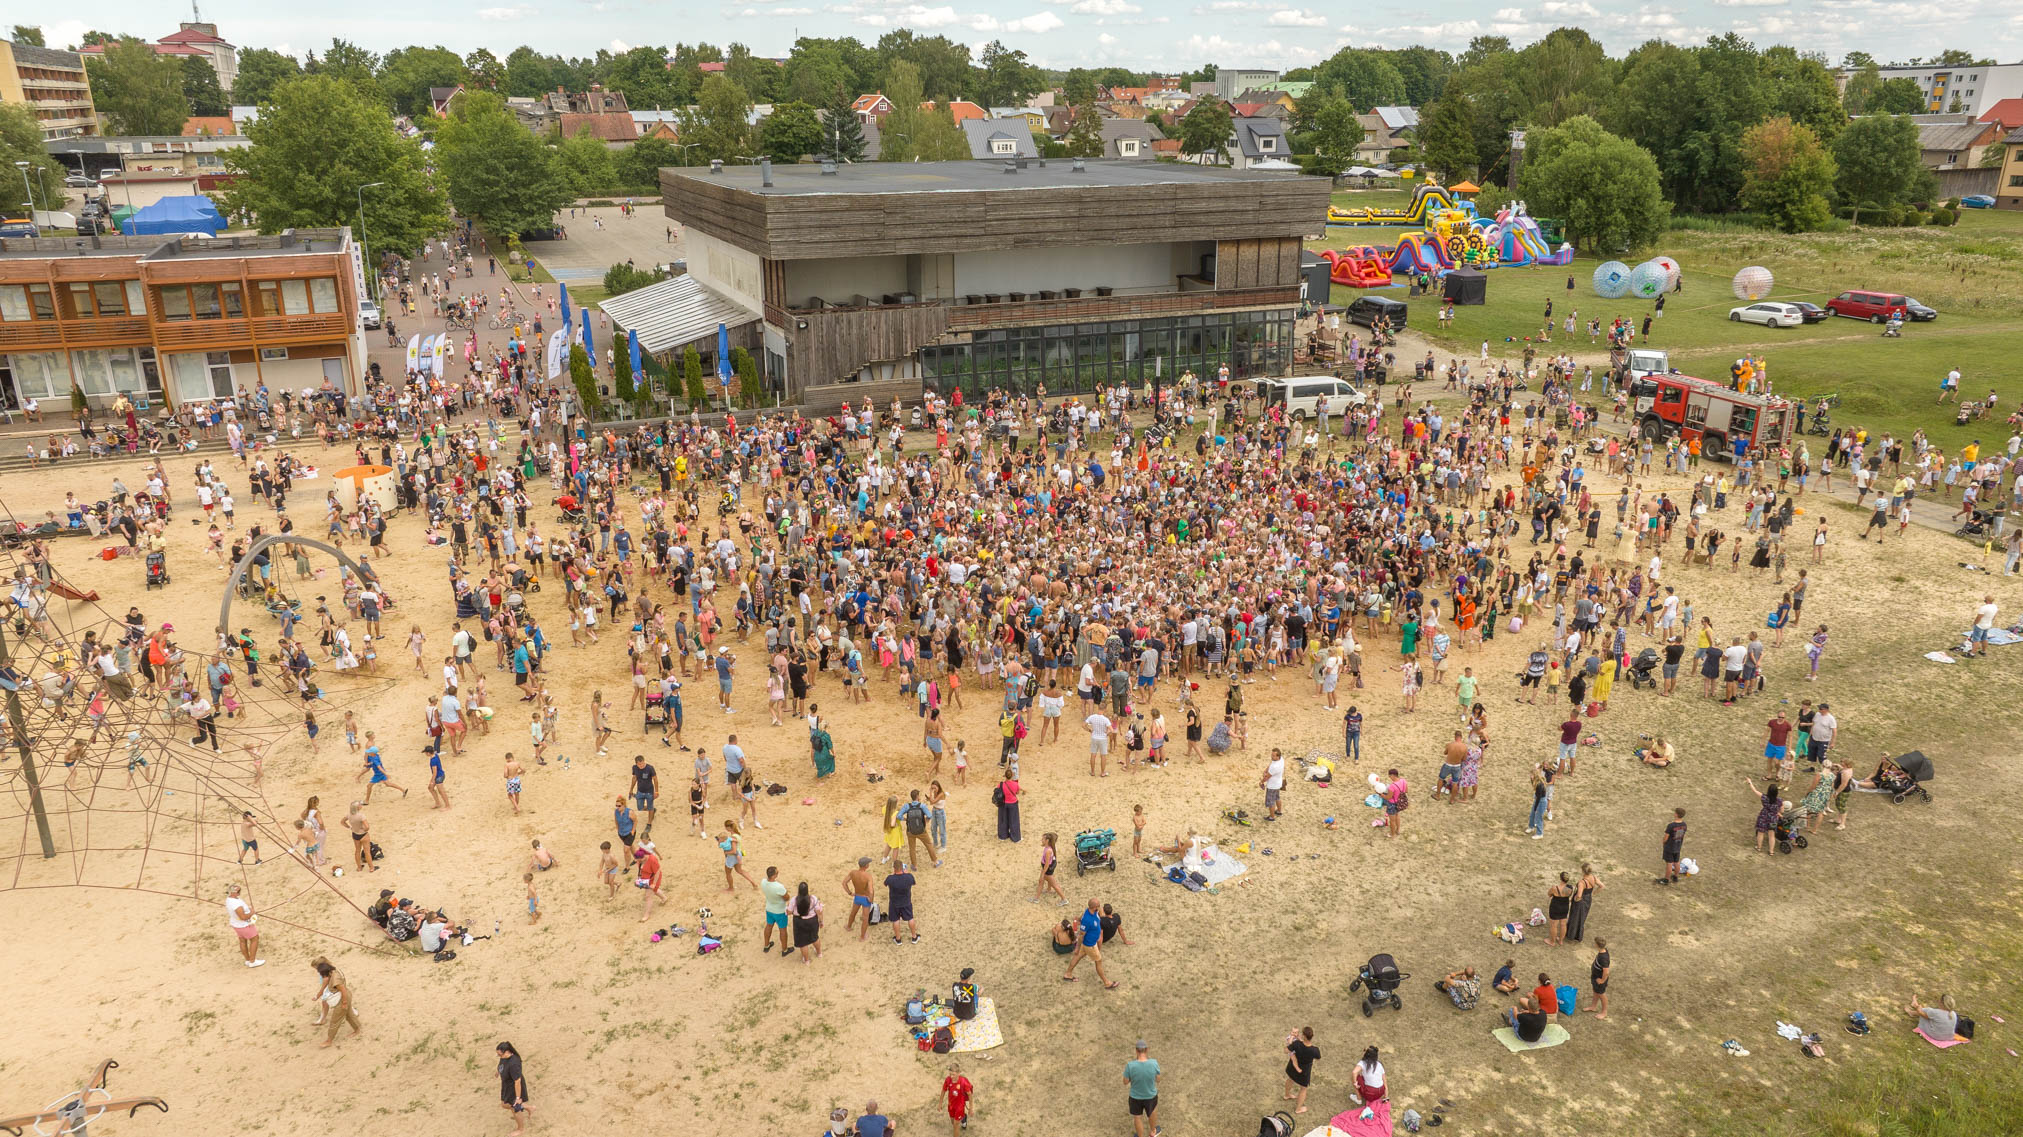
[901,789,936,870]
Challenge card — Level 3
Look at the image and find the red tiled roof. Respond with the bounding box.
[79,40,208,56]
[929,100,986,123]
[558,112,638,142]
[1979,98,2023,130]
[852,93,890,113]
[1232,102,1268,117]
[699,61,725,72]
[181,116,235,136]
[159,27,230,45]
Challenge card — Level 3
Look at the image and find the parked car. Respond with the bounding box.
[1824,290,1910,323]
[1961,194,1995,209]
[1251,376,1366,420]
[1789,301,1829,324]
[1729,301,1806,328]
[1901,297,1938,321]
[359,300,382,330]
[1344,295,1407,329]
[63,174,96,189]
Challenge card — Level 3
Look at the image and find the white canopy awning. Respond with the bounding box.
[597,274,760,356]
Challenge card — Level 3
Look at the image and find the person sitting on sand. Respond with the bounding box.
[1435,967,1480,1009]
[1493,959,1520,994]
[1154,829,1199,858]
[1637,736,1675,767]
[1050,918,1077,955]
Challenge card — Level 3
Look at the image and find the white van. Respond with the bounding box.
[1627,349,1670,379]
[1253,376,1366,420]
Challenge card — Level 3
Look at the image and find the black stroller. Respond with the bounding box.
[1954,509,1994,538]
[1871,750,1935,804]
[1349,953,1408,1017]
[1626,647,1661,690]
[144,550,169,590]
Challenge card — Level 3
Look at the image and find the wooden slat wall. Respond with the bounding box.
[945,285,1298,331]
[663,174,1331,260]
[787,305,949,395]
[1213,238,1302,290]
[800,376,924,417]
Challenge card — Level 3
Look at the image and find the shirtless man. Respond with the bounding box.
[1438,731,1470,803]
[843,856,876,941]
[344,801,374,872]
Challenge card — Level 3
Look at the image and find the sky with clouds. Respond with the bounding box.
[31,0,2020,72]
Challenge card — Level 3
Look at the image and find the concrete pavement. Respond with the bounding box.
[520,204,685,287]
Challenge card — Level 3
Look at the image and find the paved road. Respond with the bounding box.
[520,204,686,286]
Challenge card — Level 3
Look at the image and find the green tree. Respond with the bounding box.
[12,25,44,47]
[1834,113,1926,224]
[1308,97,1365,171]
[1062,69,1097,109]
[1063,104,1104,159]
[0,105,63,214]
[379,45,468,118]
[1677,32,1769,215]
[220,75,444,254]
[731,345,760,407]
[231,48,301,106]
[1740,115,1837,232]
[760,101,824,163]
[181,56,228,117]
[880,61,967,162]
[975,41,1040,108]
[503,46,563,98]
[819,85,867,162]
[310,38,384,104]
[1312,47,1407,112]
[605,45,682,109]
[781,36,877,106]
[1928,49,1993,67]
[678,74,754,164]
[87,36,190,135]
[1384,46,1452,106]
[1178,98,1233,163]
[1513,28,1617,128]
[725,43,779,104]
[1870,78,1928,115]
[570,344,601,417]
[875,31,972,104]
[683,345,706,405]
[1604,40,1703,205]
[1417,94,1478,181]
[465,48,504,90]
[604,262,660,297]
[1762,45,1845,145]
[619,136,683,189]
[436,90,573,237]
[614,341,636,406]
[1841,60,1882,116]
[1515,115,1669,254]
[557,124,617,193]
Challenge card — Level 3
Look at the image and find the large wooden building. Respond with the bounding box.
[0,229,367,412]
[660,158,1329,408]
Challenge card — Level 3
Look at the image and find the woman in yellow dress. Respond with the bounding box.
[881,796,904,863]
[1592,653,1616,711]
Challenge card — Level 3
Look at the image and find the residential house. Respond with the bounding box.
[0,40,97,141]
[1226,116,1289,169]
[1103,86,1151,105]
[1147,76,1182,92]
[927,100,987,124]
[960,118,1040,160]
[428,86,464,117]
[1230,101,1287,122]
[1257,80,1313,100]
[1099,119,1164,160]
[559,112,639,144]
[228,105,258,132]
[180,116,235,137]
[78,22,237,93]
[1997,126,2023,209]
[1910,114,2005,170]
[1979,98,2023,135]
[1234,89,1298,115]
[699,61,726,74]
[1213,68,1279,100]
[1140,88,1193,112]
[1372,106,1420,136]
[851,93,894,124]
[1861,63,2023,117]
[1187,82,1217,97]
[991,108,1047,134]
[1352,114,1396,165]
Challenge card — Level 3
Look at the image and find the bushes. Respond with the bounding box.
[603,262,661,299]
[1930,207,1959,226]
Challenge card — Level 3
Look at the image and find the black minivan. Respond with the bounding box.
[1346,296,1408,329]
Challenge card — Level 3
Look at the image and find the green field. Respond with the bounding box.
[1306,207,2023,456]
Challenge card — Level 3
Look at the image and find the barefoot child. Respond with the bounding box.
[343,710,360,752]
[599,841,622,897]
[237,811,261,864]
[503,752,525,815]
[952,739,969,786]
[1131,804,1146,856]
[524,872,541,924]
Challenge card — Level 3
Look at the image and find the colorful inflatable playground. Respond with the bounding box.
[1319,186,1574,287]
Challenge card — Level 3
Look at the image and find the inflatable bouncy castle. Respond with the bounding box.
[1319,247,1394,288]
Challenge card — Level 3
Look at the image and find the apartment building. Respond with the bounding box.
[0,40,98,141]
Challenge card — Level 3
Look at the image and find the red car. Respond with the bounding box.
[1823,290,1909,323]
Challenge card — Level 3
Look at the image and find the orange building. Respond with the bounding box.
[0,228,366,412]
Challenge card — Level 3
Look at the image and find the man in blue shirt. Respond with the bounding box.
[855,1102,891,1137]
[1062,898,1116,988]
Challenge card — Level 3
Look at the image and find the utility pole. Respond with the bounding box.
[0,620,57,859]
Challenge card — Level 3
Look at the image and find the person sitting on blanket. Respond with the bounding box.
[1050,918,1077,955]
[1906,992,1958,1041]
[1154,829,1199,858]
[1434,967,1480,1009]
[1493,959,1520,994]
[1503,994,1548,1043]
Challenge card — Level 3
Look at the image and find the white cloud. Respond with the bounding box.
[1098,31,1117,44]
[1004,11,1067,32]
[478,5,536,19]
[855,3,959,26]
[1539,0,1598,14]
[1381,19,1485,40]
[1195,0,1269,10]
[1175,33,1344,67]
[1268,8,1329,26]
[1495,7,1524,18]
[1712,0,1784,6]
[967,13,1001,29]
[1072,0,1141,12]
[610,38,632,52]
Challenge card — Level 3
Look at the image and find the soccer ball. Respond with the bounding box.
[332,867,344,877]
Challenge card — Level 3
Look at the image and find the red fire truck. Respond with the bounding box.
[1626,373,1795,459]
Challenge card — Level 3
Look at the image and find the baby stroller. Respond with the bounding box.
[1871,751,1935,804]
[1626,647,1661,690]
[1073,828,1117,875]
[1954,509,1993,538]
[1349,953,1408,1017]
[1773,807,1809,854]
[144,550,169,591]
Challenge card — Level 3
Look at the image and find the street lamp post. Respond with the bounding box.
[356,181,387,303]
[14,161,35,219]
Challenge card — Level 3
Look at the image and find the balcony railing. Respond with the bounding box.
[0,315,152,349]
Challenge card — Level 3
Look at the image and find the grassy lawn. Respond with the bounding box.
[1306,215,2023,456]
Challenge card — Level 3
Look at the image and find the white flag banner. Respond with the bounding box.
[546,329,566,381]
[406,334,421,374]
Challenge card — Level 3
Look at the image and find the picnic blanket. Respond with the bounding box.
[1492,1023,1572,1051]
[949,997,1004,1053]
[1184,842,1247,886]
[1328,1098,1393,1137]
[1916,1027,1969,1049]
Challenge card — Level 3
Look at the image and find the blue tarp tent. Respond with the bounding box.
[121,195,225,236]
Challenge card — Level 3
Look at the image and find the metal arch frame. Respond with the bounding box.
[218,536,382,635]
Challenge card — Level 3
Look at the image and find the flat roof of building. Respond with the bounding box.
[665,158,1316,197]
[0,230,348,261]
